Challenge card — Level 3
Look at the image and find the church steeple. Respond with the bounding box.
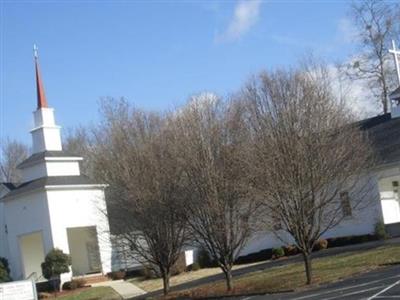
[30,45,62,154]
[34,45,48,109]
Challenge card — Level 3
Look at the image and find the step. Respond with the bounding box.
[73,274,110,284]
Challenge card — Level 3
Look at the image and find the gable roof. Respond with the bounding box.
[18,150,82,169]
[1,175,104,200]
[390,86,400,98]
[358,113,400,166]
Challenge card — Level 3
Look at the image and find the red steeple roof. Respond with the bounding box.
[34,46,48,109]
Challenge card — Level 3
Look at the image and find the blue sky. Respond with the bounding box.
[1,0,357,144]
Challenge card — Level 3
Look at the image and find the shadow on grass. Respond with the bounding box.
[163,289,295,300]
[379,261,400,266]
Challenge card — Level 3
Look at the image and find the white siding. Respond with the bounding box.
[31,108,62,154]
[3,191,53,280]
[240,175,383,256]
[46,188,112,276]
[45,161,80,177]
[0,202,7,259]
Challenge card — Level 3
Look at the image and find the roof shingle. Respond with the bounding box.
[0,183,16,190]
[2,175,103,200]
[359,113,400,165]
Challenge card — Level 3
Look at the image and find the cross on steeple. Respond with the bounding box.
[33,44,39,59]
[389,40,400,86]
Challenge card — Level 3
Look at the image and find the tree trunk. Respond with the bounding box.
[222,267,233,291]
[380,59,388,114]
[302,252,312,284]
[162,272,170,295]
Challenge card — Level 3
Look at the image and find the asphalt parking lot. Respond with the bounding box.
[228,264,400,300]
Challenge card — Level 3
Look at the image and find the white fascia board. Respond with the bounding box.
[45,157,83,161]
[29,125,61,133]
[0,184,109,202]
[44,184,109,190]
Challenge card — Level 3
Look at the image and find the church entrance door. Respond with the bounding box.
[19,231,45,280]
[67,226,102,276]
[379,176,400,224]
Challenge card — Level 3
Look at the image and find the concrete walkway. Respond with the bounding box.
[92,280,147,299]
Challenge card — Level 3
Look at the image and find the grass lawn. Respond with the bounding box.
[141,244,400,299]
[48,286,121,300]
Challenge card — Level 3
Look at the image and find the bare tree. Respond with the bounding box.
[345,0,400,114]
[63,127,94,176]
[0,138,28,183]
[243,64,375,284]
[173,94,260,291]
[91,99,187,295]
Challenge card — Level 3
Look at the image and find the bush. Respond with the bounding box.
[124,268,143,279]
[313,239,328,251]
[327,234,377,248]
[62,281,72,290]
[38,292,52,299]
[62,278,86,290]
[108,270,126,280]
[0,262,10,283]
[73,278,86,288]
[41,248,71,281]
[41,248,71,292]
[197,248,217,268]
[190,262,201,271]
[272,247,285,259]
[0,257,10,275]
[36,281,59,293]
[171,252,187,276]
[284,245,299,256]
[140,265,158,279]
[235,248,273,264]
[0,257,11,283]
[375,220,389,240]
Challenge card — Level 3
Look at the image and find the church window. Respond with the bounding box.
[340,191,352,217]
[393,181,399,198]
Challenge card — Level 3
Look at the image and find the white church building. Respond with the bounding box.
[0,52,113,283]
[2,46,400,284]
[240,96,400,256]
